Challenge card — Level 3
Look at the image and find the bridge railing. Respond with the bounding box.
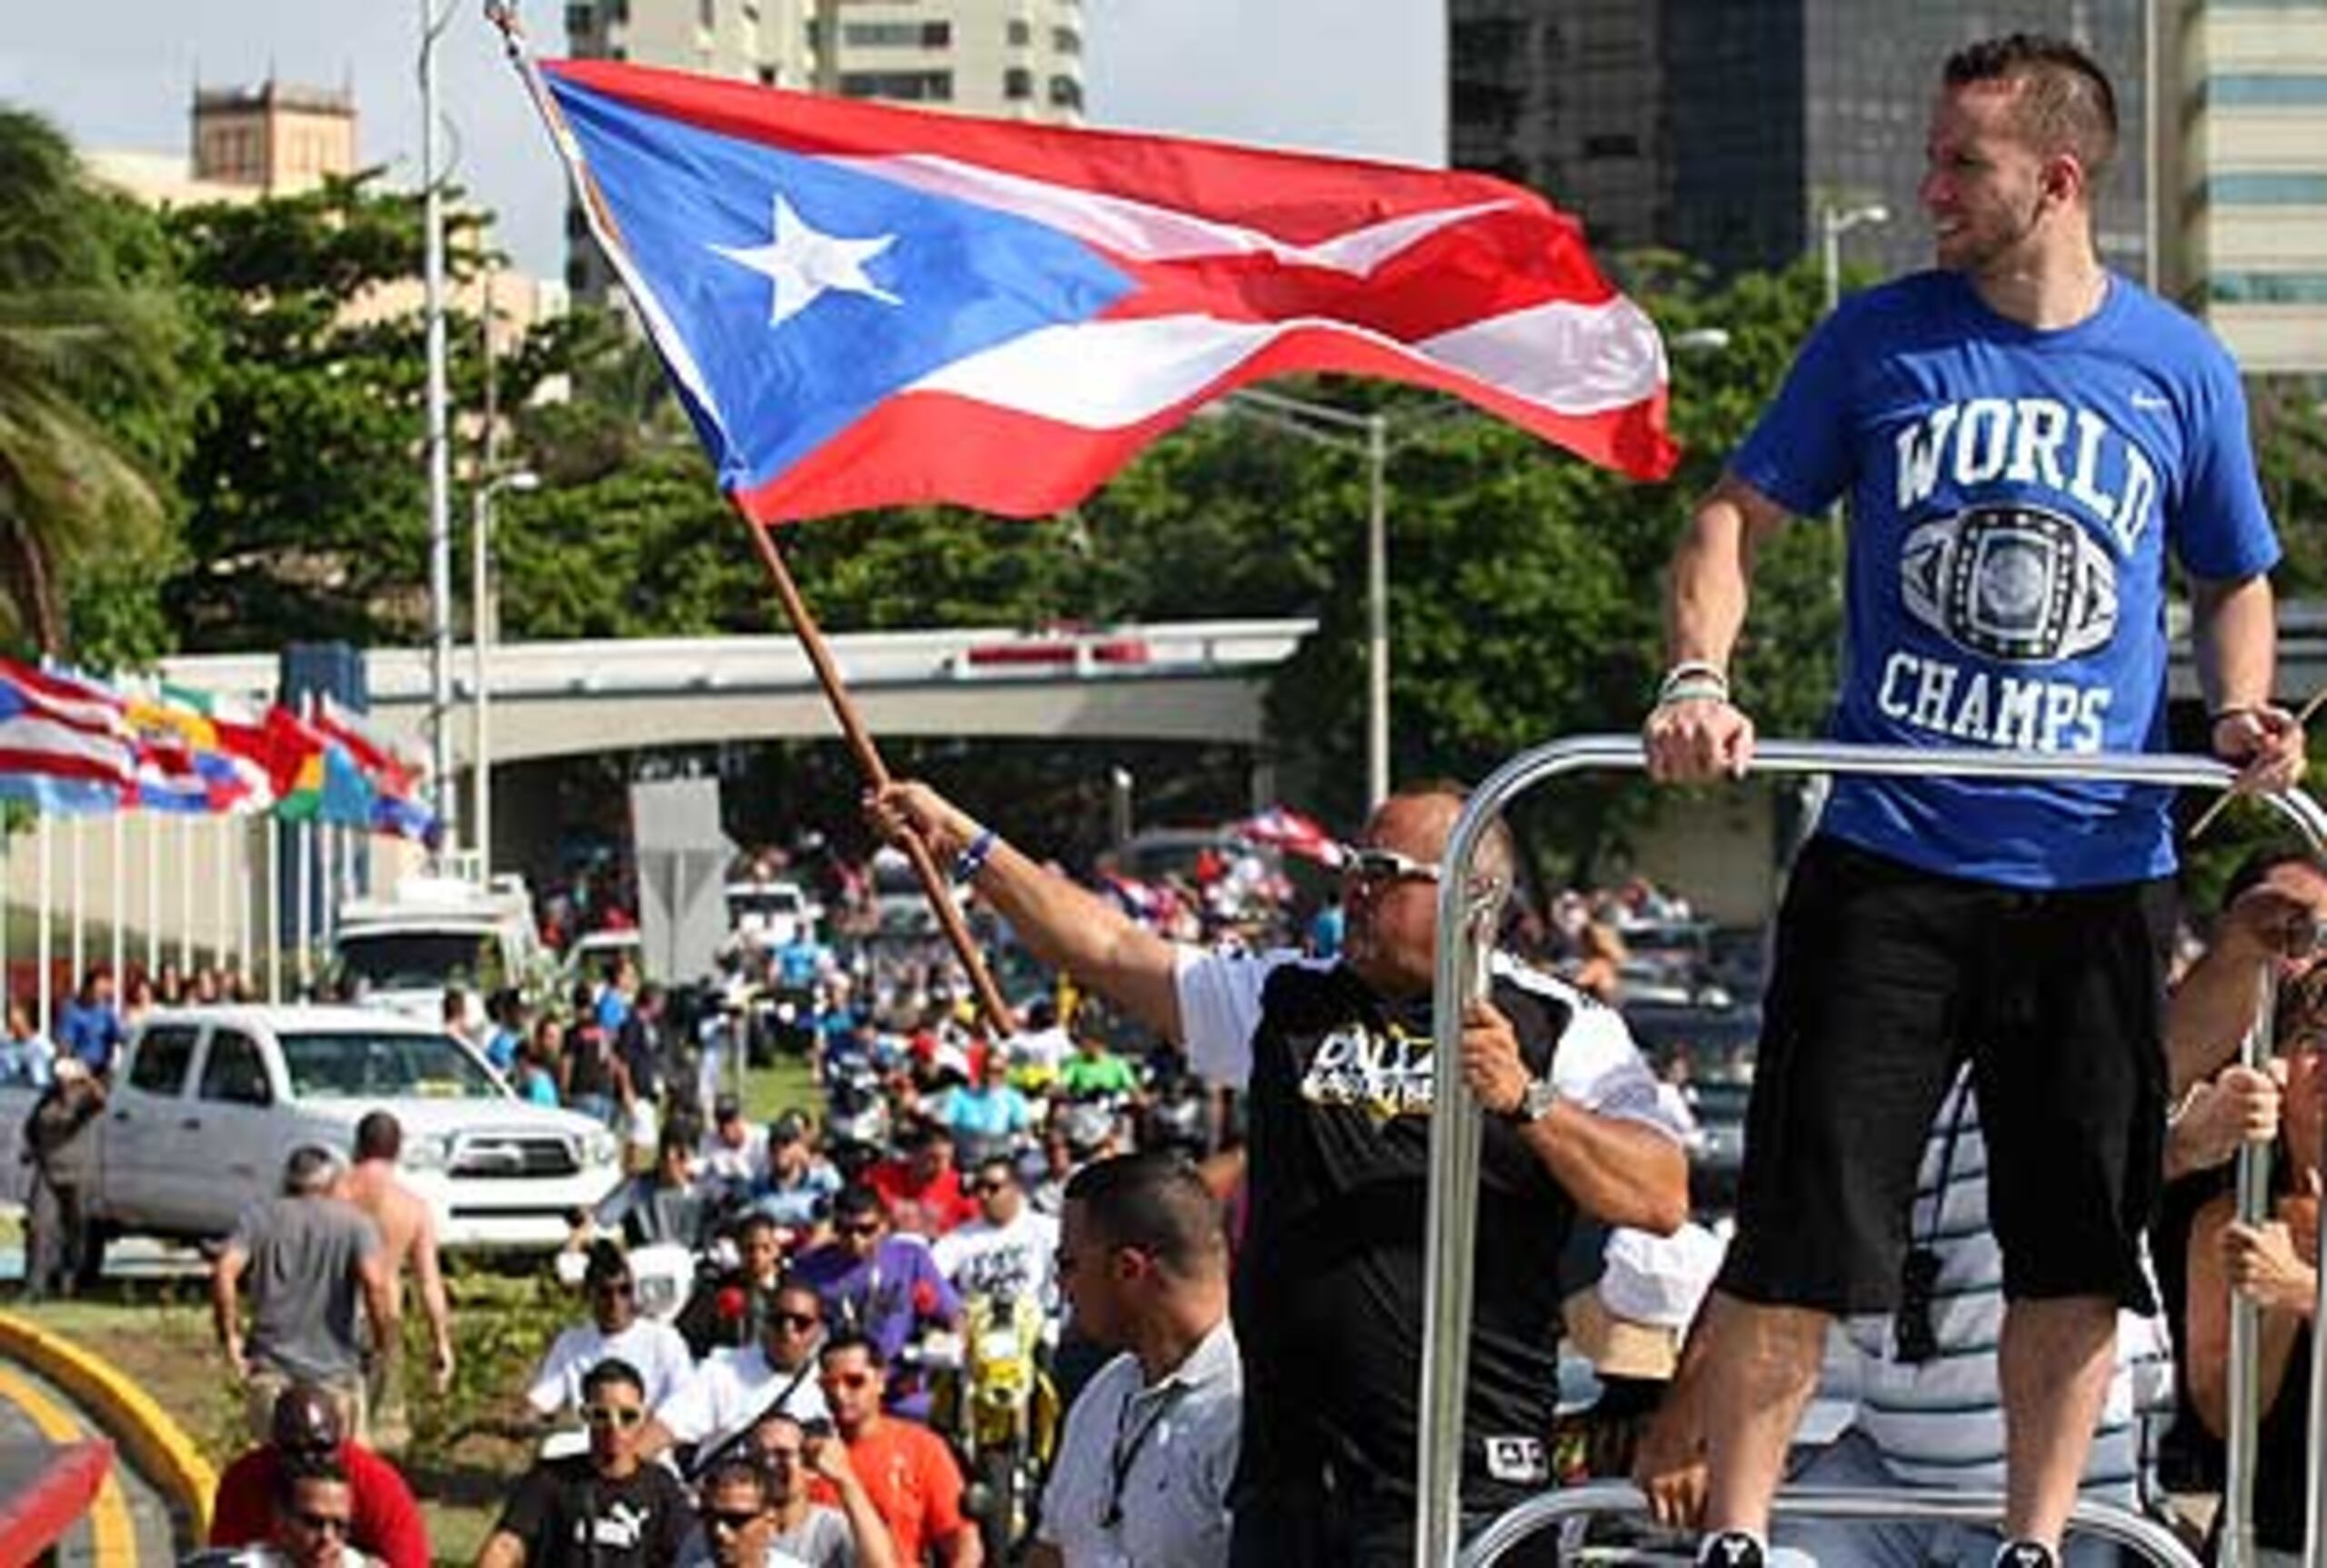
[1416,737,2327,1568]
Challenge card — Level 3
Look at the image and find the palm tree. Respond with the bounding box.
[0,107,175,656]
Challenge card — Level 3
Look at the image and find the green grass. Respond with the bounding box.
[740,1054,818,1126]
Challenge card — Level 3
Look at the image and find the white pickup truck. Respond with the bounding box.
[0,1005,624,1252]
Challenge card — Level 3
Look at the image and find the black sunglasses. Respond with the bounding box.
[702,1505,765,1533]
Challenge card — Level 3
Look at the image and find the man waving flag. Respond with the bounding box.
[524,55,1678,523]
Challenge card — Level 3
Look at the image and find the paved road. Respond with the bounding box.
[0,1351,181,1563]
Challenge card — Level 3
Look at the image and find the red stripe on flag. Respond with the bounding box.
[544,58,1549,240]
[736,324,1674,524]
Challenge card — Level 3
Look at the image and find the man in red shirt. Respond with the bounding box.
[209,1382,429,1568]
[815,1331,980,1567]
[864,1116,976,1237]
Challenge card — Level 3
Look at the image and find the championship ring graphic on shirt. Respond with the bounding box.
[1900,503,2117,663]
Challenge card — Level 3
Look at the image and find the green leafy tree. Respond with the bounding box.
[0,106,195,659]
[162,174,494,649]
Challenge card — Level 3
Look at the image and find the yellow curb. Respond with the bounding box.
[0,1308,217,1538]
[0,1361,135,1563]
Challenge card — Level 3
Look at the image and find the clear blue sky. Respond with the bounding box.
[2,0,1445,278]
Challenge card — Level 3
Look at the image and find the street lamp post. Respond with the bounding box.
[1218,388,1400,809]
[471,470,539,881]
[421,0,456,861]
[1820,201,1892,315]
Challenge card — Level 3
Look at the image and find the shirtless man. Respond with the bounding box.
[342,1111,455,1448]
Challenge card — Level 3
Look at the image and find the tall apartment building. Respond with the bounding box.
[1450,0,2150,285]
[2167,0,2327,374]
[563,0,1087,297]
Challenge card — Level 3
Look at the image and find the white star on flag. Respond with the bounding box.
[709,193,902,328]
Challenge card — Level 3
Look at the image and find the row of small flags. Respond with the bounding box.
[0,660,437,844]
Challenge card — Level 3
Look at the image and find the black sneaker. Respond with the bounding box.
[1697,1531,1766,1567]
[1994,1544,2057,1568]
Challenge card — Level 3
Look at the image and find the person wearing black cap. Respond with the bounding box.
[208,1381,429,1568]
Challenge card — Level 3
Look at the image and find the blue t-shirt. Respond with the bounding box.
[57,1002,124,1072]
[775,937,827,990]
[1731,270,2279,887]
[935,1083,1033,1139]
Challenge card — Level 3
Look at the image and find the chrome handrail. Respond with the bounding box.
[1455,1481,2203,1567]
[1418,737,2327,1568]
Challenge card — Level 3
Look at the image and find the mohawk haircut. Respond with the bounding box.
[1945,33,2119,182]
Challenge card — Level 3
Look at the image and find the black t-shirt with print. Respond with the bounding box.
[494,1455,692,1568]
[1232,962,1580,1512]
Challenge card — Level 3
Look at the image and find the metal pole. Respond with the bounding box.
[2222,967,2275,1568]
[296,821,314,995]
[178,813,194,975]
[2144,0,2161,294]
[35,815,51,1038]
[1416,736,2327,1568]
[1365,412,1390,811]
[473,484,493,879]
[145,813,158,980]
[215,814,233,979]
[238,820,253,996]
[1460,1482,2202,1568]
[68,815,84,983]
[108,810,123,986]
[266,816,282,1004]
[422,0,457,859]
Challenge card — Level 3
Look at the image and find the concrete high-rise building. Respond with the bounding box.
[1450,1,2151,285]
[2166,0,2327,374]
[564,0,1087,298]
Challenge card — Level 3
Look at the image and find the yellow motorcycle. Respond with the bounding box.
[922,1284,1062,1558]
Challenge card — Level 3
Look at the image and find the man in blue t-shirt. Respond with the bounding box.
[1639,35,2305,1568]
[55,969,124,1076]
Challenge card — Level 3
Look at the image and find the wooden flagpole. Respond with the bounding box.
[744,520,1017,1037]
[489,2,1014,1037]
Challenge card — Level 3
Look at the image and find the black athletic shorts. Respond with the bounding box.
[1719,834,2173,1316]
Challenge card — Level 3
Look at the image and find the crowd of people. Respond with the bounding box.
[31,29,2327,1568]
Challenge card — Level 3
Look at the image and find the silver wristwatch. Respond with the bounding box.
[1505,1076,1559,1124]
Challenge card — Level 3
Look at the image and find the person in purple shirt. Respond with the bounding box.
[790,1184,962,1417]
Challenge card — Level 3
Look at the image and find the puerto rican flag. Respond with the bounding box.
[530,58,1678,524]
[0,660,135,811]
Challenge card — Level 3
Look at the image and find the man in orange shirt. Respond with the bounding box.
[815,1330,981,1567]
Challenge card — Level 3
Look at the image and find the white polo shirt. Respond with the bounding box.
[1037,1317,1240,1568]
[653,1342,828,1453]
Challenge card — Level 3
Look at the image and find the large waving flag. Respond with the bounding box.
[0,661,134,813]
[528,57,1677,523]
